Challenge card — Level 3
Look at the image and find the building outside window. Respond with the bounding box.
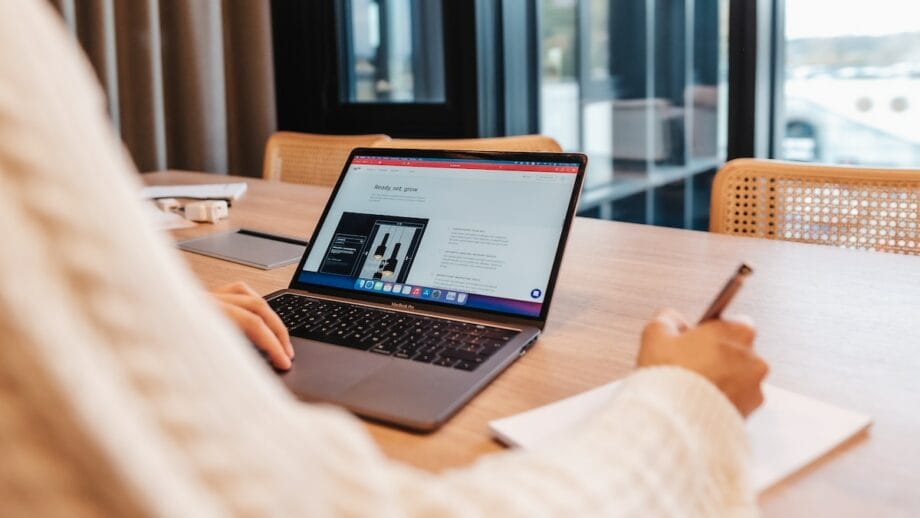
[779,0,920,167]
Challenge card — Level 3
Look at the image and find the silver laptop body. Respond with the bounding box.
[267,147,586,431]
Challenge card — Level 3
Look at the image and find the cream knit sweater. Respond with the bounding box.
[0,2,755,516]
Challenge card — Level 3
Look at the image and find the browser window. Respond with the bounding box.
[298,155,580,317]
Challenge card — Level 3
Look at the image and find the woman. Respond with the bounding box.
[0,2,766,516]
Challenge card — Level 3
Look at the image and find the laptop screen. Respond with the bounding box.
[295,151,583,318]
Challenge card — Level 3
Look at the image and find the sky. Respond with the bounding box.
[786,0,920,39]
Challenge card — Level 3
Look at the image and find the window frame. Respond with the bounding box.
[726,0,780,159]
[270,0,540,138]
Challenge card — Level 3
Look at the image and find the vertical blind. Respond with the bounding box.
[48,0,276,177]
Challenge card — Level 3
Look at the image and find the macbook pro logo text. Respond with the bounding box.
[391,302,416,310]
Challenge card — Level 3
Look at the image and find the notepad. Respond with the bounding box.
[489,381,871,493]
[141,182,248,201]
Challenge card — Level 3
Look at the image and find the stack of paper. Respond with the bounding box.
[141,182,248,201]
[489,381,871,493]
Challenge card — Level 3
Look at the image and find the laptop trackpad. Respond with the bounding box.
[280,340,389,399]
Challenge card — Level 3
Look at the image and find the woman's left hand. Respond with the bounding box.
[209,281,294,370]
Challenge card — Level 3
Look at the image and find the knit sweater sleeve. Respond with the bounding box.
[0,2,755,516]
[312,366,756,517]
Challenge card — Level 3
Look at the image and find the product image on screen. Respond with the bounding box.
[317,212,427,284]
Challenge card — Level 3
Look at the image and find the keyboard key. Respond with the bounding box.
[370,343,395,355]
[434,357,457,368]
[440,349,487,363]
[412,352,436,363]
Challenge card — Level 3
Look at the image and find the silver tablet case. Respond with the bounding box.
[178,229,306,269]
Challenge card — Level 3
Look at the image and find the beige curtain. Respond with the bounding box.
[48,0,276,177]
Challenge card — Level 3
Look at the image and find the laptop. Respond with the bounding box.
[265,147,587,431]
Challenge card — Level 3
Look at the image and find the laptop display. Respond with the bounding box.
[294,150,583,319]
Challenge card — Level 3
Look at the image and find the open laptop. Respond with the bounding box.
[265,147,587,431]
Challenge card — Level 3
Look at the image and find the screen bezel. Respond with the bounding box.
[287,147,587,326]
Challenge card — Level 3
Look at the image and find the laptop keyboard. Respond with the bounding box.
[268,293,520,371]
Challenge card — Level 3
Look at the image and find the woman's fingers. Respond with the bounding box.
[220,302,292,370]
[645,308,691,339]
[214,292,294,358]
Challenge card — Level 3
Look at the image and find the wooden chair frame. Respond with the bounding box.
[262,131,390,186]
[711,158,920,255]
[263,132,563,188]
[378,135,562,153]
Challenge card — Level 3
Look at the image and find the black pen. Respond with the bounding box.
[237,228,309,247]
[698,263,753,323]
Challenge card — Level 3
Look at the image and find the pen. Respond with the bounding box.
[698,263,753,323]
[237,228,309,247]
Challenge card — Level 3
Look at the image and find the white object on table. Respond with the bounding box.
[183,200,229,223]
[140,182,248,201]
[489,381,871,494]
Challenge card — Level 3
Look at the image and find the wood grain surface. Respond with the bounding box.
[147,171,920,517]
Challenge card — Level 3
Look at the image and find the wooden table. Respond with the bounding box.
[148,171,920,517]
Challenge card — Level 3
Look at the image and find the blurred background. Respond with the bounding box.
[49,0,920,230]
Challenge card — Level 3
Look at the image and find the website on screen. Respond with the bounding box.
[298,155,579,317]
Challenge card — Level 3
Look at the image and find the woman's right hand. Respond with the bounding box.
[637,308,769,417]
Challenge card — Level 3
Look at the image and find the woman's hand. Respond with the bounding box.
[210,281,294,370]
[638,308,768,417]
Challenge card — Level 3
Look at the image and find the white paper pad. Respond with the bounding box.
[141,182,248,201]
[489,382,871,493]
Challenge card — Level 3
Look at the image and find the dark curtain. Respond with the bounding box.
[49,0,276,177]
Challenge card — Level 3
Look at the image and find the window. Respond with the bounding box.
[274,1,729,228]
[272,1,482,138]
[778,0,920,167]
[341,0,445,103]
[539,0,729,228]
